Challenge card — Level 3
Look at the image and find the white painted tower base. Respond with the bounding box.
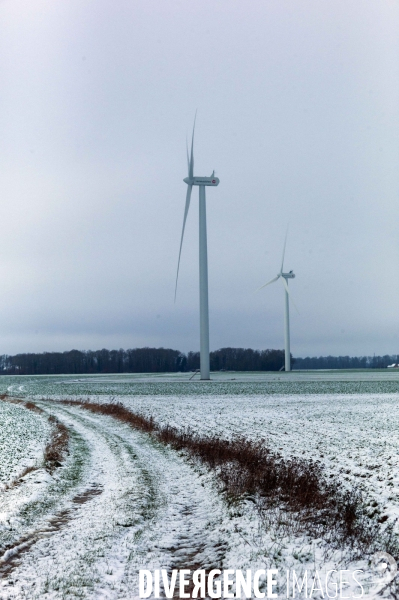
[199,185,210,380]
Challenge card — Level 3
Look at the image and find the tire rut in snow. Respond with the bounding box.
[0,415,90,570]
[116,429,232,590]
[0,485,102,578]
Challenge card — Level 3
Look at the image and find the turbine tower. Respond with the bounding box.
[175,120,219,380]
[258,233,297,372]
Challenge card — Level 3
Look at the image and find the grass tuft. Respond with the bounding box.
[44,415,69,473]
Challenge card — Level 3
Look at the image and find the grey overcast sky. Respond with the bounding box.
[0,0,398,357]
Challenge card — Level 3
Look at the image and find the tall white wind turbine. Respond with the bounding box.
[175,120,220,380]
[258,233,298,372]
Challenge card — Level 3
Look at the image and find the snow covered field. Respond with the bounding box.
[0,371,399,598]
[0,401,50,487]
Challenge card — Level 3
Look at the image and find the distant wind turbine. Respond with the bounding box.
[258,232,298,372]
[175,118,220,380]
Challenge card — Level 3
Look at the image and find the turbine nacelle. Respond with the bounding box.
[282,270,295,279]
[183,173,220,187]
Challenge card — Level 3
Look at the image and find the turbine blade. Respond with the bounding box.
[256,275,280,292]
[281,277,300,314]
[186,138,190,176]
[189,113,196,179]
[280,227,289,274]
[174,184,193,301]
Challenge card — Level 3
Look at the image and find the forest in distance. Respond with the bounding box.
[0,347,398,375]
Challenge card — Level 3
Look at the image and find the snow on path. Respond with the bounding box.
[0,402,251,599]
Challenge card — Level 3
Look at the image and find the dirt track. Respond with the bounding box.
[0,401,238,599]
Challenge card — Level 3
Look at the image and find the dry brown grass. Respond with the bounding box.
[44,415,69,473]
[24,400,43,413]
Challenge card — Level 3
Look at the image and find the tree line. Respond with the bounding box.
[0,347,396,375]
[0,347,287,375]
[293,355,399,370]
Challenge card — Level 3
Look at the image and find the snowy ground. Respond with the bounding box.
[0,372,398,598]
[0,401,258,599]
[0,401,50,487]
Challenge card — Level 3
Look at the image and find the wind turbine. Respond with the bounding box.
[258,233,297,372]
[175,119,219,380]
